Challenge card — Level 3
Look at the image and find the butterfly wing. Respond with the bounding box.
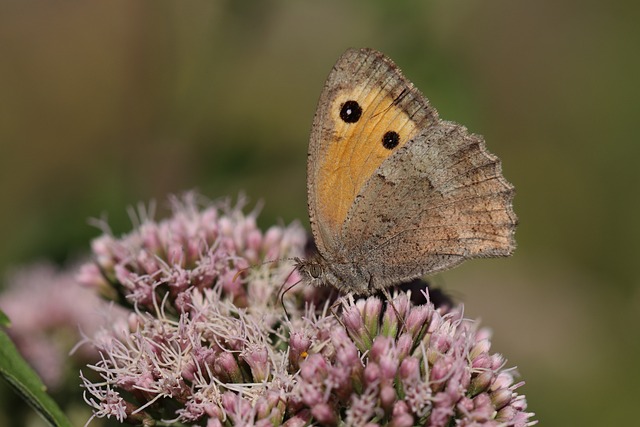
[307,48,439,260]
[339,121,517,290]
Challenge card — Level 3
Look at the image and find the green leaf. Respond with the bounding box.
[0,309,9,327]
[0,329,73,427]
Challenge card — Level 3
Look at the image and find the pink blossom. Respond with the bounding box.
[77,193,536,426]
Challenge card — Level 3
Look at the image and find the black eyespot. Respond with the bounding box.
[382,131,400,149]
[339,100,362,123]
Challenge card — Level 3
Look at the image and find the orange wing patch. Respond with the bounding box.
[315,87,421,234]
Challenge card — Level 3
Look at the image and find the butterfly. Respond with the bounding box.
[295,48,517,295]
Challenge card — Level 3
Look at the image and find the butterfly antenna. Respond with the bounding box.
[232,256,293,282]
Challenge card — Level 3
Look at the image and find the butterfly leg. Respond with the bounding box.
[380,287,408,334]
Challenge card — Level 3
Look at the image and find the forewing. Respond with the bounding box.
[307,48,439,259]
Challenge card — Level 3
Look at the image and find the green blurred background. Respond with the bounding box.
[1,0,638,425]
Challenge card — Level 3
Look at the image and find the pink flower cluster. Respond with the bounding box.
[0,262,118,390]
[77,193,535,426]
[291,294,535,427]
[77,193,307,313]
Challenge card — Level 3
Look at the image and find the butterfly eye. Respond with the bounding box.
[339,100,362,123]
[309,263,322,278]
[382,131,400,149]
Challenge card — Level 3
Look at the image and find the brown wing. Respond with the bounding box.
[338,121,517,290]
[307,48,439,261]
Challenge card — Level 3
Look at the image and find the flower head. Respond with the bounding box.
[0,262,123,389]
[79,192,536,426]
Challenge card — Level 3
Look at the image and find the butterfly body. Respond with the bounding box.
[298,48,517,295]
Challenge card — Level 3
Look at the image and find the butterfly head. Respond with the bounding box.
[294,256,326,287]
[294,255,375,295]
